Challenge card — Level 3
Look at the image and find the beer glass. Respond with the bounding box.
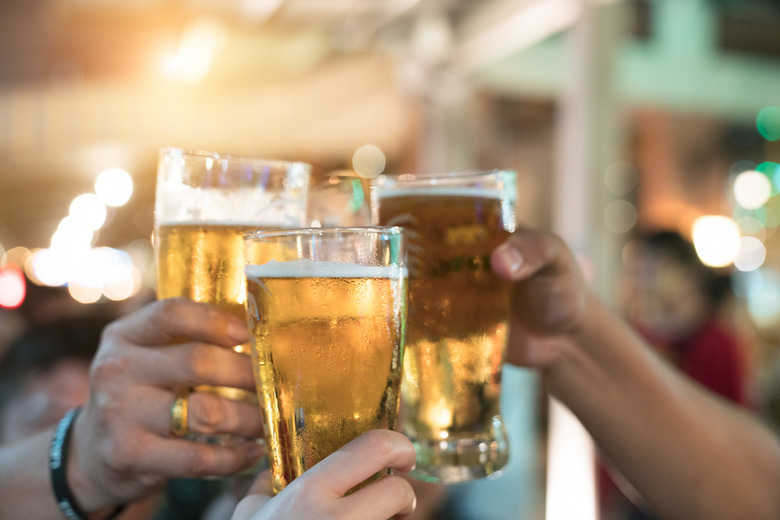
[370,170,517,483]
[243,227,408,495]
[154,147,311,432]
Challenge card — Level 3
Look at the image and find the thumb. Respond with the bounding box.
[230,471,274,520]
[231,495,273,520]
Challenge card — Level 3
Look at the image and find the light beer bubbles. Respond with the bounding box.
[734,236,766,272]
[95,168,133,207]
[692,215,741,268]
[69,193,107,231]
[733,170,771,209]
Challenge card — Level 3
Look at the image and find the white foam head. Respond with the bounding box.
[374,186,505,199]
[246,259,407,279]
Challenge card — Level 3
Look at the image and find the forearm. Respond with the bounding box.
[546,294,780,520]
[0,429,64,519]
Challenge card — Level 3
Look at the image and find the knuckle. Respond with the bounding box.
[103,432,138,474]
[381,475,415,503]
[99,320,122,344]
[181,344,216,379]
[90,352,130,386]
[153,298,188,326]
[185,444,218,475]
[361,429,395,457]
[193,393,224,432]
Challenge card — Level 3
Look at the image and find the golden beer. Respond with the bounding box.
[154,148,311,419]
[372,172,516,483]
[244,228,407,495]
[155,222,261,329]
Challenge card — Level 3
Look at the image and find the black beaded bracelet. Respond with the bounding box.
[50,407,126,520]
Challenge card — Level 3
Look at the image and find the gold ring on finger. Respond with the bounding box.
[169,387,191,437]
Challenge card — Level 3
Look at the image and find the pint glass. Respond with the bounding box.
[243,227,408,495]
[154,147,311,409]
[370,170,517,483]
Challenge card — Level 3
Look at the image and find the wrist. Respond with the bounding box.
[51,408,126,520]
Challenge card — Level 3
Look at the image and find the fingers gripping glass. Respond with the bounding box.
[243,226,408,495]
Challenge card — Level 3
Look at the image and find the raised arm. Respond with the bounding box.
[0,298,264,519]
[491,228,780,520]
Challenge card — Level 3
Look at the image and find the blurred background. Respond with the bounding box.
[2,0,780,519]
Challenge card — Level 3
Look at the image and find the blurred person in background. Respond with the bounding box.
[618,230,749,406]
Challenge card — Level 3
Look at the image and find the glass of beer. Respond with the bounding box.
[243,227,408,495]
[370,170,517,483]
[154,147,311,437]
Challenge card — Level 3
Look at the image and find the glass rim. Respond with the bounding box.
[243,225,405,241]
[373,169,515,182]
[158,146,312,169]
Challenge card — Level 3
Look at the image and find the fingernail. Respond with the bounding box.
[495,243,524,277]
[228,320,249,343]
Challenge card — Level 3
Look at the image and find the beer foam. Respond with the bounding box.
[156,184,307,226]
[375,187,505,199]
[156,220,266,228]
[246,259,407,279]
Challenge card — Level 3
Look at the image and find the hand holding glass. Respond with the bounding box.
[371,170,517,483]
[243,227,408,495]
[154,147,311,443]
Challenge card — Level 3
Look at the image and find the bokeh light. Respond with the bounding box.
[730,160,757,177]
[163,16,226,82]
[733,236,766,272]
[604,161,638,196]
[102,265,139,301]
[736,215,765,236]
[758,161,780,193]
[738,269,780,329]
[95,168,133,207]
[52,216,94,252]
[733,170,772,209]
[69,193,107,231]
[0,264,26,308]
[756,106,780,141]
[31,248,70,287]
[352,144,386,179]
[691,215,740,267]
[1,246,30,268]
[69,283,102,304]
[603,200,637,234]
